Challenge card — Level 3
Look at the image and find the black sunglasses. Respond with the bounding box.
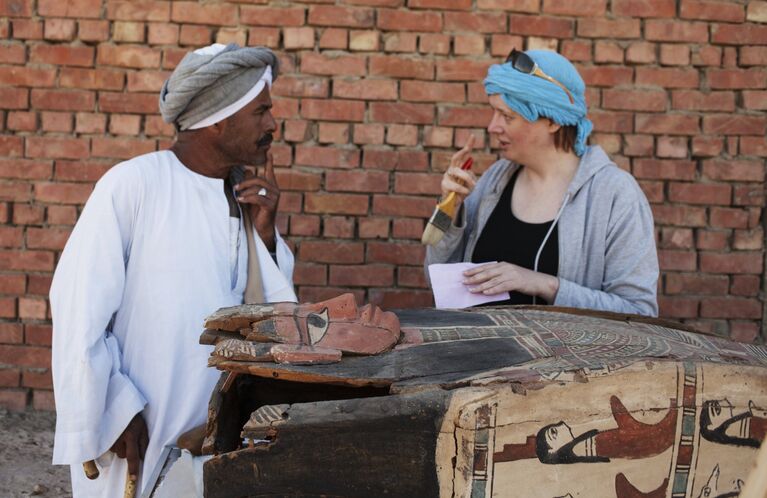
[506,49,574,104]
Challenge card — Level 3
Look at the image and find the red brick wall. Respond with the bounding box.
[0,0,766,410]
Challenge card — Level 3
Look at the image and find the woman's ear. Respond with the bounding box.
[547,119,562,134]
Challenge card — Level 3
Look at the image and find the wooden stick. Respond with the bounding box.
[82,460,99,480]
[739,439,767,498]
[124,467,137,498]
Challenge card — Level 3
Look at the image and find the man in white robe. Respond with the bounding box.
[50,43,297,497]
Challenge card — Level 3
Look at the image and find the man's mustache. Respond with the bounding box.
[257,132,273,147]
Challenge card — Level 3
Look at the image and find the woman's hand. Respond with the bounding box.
[441,135,478,207]
[235,151,280,251]
[463,262,560,303]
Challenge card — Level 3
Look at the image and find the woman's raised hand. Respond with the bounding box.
[440,134,477,206]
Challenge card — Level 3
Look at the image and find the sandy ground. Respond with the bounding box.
[0,409,72,498]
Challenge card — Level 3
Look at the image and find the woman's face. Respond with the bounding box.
[486,94,558,164]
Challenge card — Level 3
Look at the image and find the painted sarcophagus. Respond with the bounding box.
[199,294,767,498]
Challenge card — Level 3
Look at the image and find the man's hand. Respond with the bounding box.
[110,413,149,480]
[235,151,280,251]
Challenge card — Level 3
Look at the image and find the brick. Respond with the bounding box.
[60,68,125,90]
[740,47,767,67]
[409,0,471,9]
[323,215,355,240]
[656,137,687,158]
[0,369,19,387]
[708,68,767,89]
[31,89,95,111]
[106,1,170,21]
[126,70,169,93]
[510,15,573,38]
[543,0,605,16]
[635,114,699,135]
[436,60,492,82]
[392,218,424,239]
[38,0,101,18]
[325,170,388,193]
[241,6,305,27]
[709,207,749,229]
[0,345,50,368]
[477,0,540,11]
[308,5,374,27]
[658,249,697,271]
[701,297,762,319]
[397,266,428,288]
[146,22,178,45]
[305,193,368,215]
[31,44,94,68]
[318,28,347,49]
[437,107,492,128]
[370,55,434,80]
[701,252,763,274]
[0,226,22,247]
[744,91,767,110]
[445,12,506,33]
[26,137,89,160]
[645,20,709,43]
[7,111,35,131]
[44,18,76,41]
[78,20,110,41]
[18,297,46,319]
[419,33,450,54]
[0,390,27,412]
[113,21,145,43]
[273,76,328,99]
[734,228,764,250]
[301,98,365,122]
[0,0,32,17]
[636,67,700,88]
[333,78,398,100]
[638,181,662,203]
[577,18,640,38]
[363,149,429,171]
[748,1,767,22]
[703,114,766,135]
[329,264,393,286]
[691,136,723,157]
[214,28,246,46]
[41,112,73,133]
[178,25,211,46]
[681,0,745,22]
[318,122,349,144]
[386,124,418,146]
[353,124,385,145]
[290,214,320,237]
[0,136,23,157]
[666,273,729,295]
[401,81,465,103]
[393,172,442,195]
[730,275,760,297]
[0,250,53,271]
[293,262,326,286]
[576,66,633,87]
[634,159,697,181]
[0,87,27,109]
[22,370,52,390]
[378,9,442,32]
[602,89,666,112]
[299,241,364,264]
[671,90,735,112]
[367,241,425,265]
[301,52,366,76]
[0,66,56,87]
[359,217,390,238]
[613,0,676,17]
[690,45,721,66]
[75,113,107,134]
[730,321,759,342]
[594,41,623,64]
[295,145,360,168]
[54,160,111,182]
[370,102,433,125]
[659,44,690,66]
[712,23,767,45]
[349,30,379,51]
[0,159,52,181]
[702,159,764,181]
[99,92,157,113]
[92,137,155,159]
[11,203,43,225]
[734,184,766,206]
[34,181,93,204]
[170,1,236,25]
[47,205,77,225]
[0,44,25,64]
[423,126,453,148]
[282,27,314,50]
[10,19,42,39]
[659,227,693,249]
[383,32,417,52]
[372,194,435,218]
[109,114,141,136]
[97,44,161,69]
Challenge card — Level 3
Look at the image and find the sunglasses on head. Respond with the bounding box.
[506,49,574,104]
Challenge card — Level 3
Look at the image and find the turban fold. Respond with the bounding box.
[159,43,279,131]
[484,50,593,156]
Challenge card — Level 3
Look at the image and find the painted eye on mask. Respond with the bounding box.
[307,308,329,345]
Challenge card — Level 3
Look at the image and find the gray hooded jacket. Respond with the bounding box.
[425,145,659,316]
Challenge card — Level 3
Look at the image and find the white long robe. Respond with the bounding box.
[50,150,296,497]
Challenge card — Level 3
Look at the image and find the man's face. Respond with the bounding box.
[217,86,276,166]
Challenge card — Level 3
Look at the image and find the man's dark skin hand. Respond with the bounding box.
[235,151,281,252]
[110,413,149,480]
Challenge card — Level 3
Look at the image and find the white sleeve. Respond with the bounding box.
[255,227,297,303]
[50,167,147,465]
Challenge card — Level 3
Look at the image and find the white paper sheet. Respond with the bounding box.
[428,262,510,309]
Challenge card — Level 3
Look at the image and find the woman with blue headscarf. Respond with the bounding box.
[425,49,658,316]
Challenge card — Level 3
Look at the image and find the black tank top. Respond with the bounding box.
[471,167,559,305]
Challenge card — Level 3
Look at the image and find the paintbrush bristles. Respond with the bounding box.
[421,192,458,246]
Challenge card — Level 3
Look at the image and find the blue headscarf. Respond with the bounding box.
[484,50,593,156]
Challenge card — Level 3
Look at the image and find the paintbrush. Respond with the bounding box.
[421,157,473,246]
